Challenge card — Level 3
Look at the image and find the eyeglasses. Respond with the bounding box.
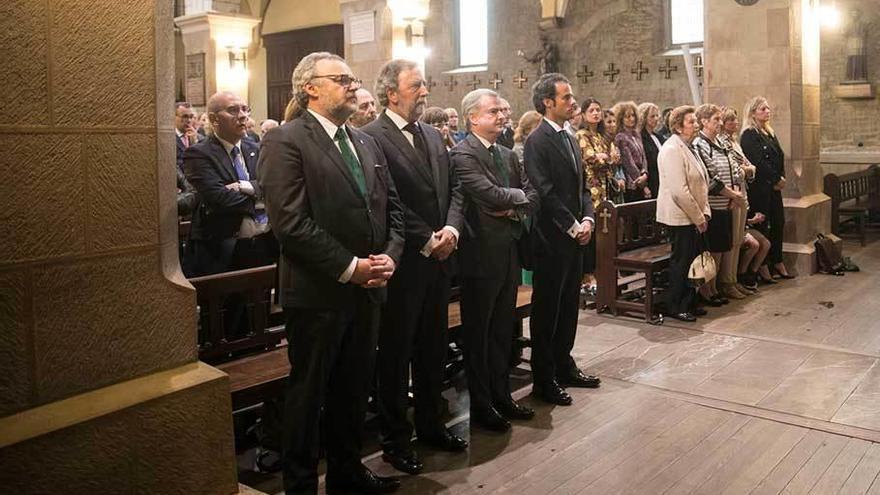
[222,105,251,116]
[311,74,363,88]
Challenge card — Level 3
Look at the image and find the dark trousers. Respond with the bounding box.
[666,224,699,314]
[377,259,450,450]
[281,294,380,495]
[460,245,519,411]
[766,192,785,265]
[529,245,582,387]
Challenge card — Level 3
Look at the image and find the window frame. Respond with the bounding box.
[455,0,489,69]
[664,0,704,51]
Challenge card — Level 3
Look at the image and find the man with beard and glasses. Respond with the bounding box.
[259,52,405,495]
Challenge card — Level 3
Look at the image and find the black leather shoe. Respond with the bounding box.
[557,369,601,388]
[532,381,573,406]
[671,312,697,322]
[325,465,400,494]
[470,406,512,432]
[418,428,469,452]
[692,307,708,316]
[382,447,423,475]
[698,294,723,307]
[495,399,535,420]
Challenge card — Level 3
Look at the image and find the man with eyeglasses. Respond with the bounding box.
[174,101,198,173]
[259,52,404,495]
[362,59,467,476]
[183,91,273,277]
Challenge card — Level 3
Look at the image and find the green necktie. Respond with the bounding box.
[334,127,367,197]
[489,145,509,187]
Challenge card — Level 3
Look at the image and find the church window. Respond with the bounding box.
[668,0,704,47]
[457,0,488,67]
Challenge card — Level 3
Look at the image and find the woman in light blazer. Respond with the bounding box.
[656,106,711,322]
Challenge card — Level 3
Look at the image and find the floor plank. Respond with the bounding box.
[840,443,880,494]
[808,437,871,494]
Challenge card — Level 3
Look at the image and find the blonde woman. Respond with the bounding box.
[512,110,543,162]
[740,97,793,279]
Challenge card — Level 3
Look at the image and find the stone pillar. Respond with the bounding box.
[705,0,830,275]
[0,2,238,493]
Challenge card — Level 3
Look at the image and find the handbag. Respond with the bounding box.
[814,233,845,275]
[688,235,717,287]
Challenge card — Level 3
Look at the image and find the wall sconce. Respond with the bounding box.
[404,18,424,47]
[227,47,247,70]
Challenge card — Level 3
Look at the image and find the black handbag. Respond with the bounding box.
[814,234,844,275]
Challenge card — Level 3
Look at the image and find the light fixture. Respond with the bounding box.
[227,46,247,70]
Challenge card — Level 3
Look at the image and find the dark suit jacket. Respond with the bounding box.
[361,112,464,280]
[496,127,515,149]
[259,111,405,309]
[641,129,665,198]
[741,128,785,216]
[523,119,594,256]
[176,134,187,172]
[183,135,261,241]
[451,134,538,279]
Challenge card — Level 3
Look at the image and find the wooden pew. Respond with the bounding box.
[595,199,670,324]
[824,165,880,246]
[189,264,285,364]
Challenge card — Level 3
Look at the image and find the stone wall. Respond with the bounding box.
[424,0,697,118]
[820,0,880,152]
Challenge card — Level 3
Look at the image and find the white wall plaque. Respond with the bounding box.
[350,11,375,44]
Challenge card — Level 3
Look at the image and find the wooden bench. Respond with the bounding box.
[595,199,670,324]
[824,165,880,246]
[189,264,286,364]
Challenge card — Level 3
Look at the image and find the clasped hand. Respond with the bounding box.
[431,229,457,261]
[351,254,396,288]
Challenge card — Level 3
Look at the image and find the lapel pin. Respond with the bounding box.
[249,152,255,157]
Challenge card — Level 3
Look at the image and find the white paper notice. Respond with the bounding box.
[350,11,375,45]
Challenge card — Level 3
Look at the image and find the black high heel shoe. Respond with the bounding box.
[757,273,778,284]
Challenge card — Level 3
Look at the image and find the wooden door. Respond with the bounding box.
[264,25,344,121]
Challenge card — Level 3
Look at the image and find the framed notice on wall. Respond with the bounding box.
[185,53,206,106]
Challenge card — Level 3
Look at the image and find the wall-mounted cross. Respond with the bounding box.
[631,61,649,81]
[599,208,612,234]
[513,70,529,89]
[693,55,704,78]
[603,63,620,83]
[659,59,678,79]
[445,76,458,92]
[426,76,438,91]
[466,74,482,91]
[576,65,594,84]
[489,72,503,90]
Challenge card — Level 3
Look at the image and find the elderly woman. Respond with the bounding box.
[512,110,543,162]
[638,102,666,199]
[576,98,621,292]
[656,106,711,322]
[741,96,793,280]
[693,104,748,304]
[420,106,455,150]
[612,101,650,202]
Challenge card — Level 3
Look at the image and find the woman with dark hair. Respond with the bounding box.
[612,101,650,201]
[604,110,626,204]
[420,106,455,150]
[741,96,793,280]
[638,102,665,198]
[576,98,621,293]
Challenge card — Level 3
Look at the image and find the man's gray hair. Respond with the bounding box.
[206,91,238,114]
[375,59,419,107]
[461,89,498,131]
[289,52,345,119]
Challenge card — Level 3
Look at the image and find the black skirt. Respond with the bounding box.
[706,209,733,252]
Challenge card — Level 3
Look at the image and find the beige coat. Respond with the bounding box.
[656,133,711,226]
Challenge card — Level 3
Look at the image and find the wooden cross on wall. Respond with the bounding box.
[659,59,678,79]
[426,76,438,91]
[631,61,649,81]
[576,65,594,84]
[603,63,620,83]
[513,70,529,89]
[489,72,503,90]
[466,74,482,91]
[445,76,458,92]
[693,55,704,78]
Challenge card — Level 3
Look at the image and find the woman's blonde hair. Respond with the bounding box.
[669,105,696,134]
[720,106,740,141]
[636,102,659,134]
[742,96,774,137]
[694,103,721,131]
[514,110,543,144]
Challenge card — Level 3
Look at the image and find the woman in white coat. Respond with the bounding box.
[656,106,711,322]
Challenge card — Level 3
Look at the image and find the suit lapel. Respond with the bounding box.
[303,114,366,201]
[241,141,259,178]
[380,113,435,189]
[206,137,236,182]
[349,128,376,196]
[466,134,504,185]
[542,121,578,177]
[423,125,446,210]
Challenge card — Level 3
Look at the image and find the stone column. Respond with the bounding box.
[0,2,238,493]
[705,0,830,275]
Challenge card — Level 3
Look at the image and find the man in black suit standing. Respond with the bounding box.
[175,101,198,173]
[495,97,515,149]
[362,59,467,475]
[451,89,539,432]
[524,73,601,407]
[259,52,405,495]
[183,91,272,276]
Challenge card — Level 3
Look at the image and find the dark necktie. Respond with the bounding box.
[334,127,367,197]
[559,130,577,167]
[488,145,509,186]
[231,146,267,224]
[403,122,430,167]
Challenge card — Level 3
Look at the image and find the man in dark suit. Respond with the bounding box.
[361,59,467,476]
[259,52,404,495]
[523,73,601,407]
[451,89,539,432]
[183,91,273,276]
[175,101,198,173]
[495,97,515,149]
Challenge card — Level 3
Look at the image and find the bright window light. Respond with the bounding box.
[458,0,488,67]
[670,0,704,45]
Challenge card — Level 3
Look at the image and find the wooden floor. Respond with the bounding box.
[251,237,880,494]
